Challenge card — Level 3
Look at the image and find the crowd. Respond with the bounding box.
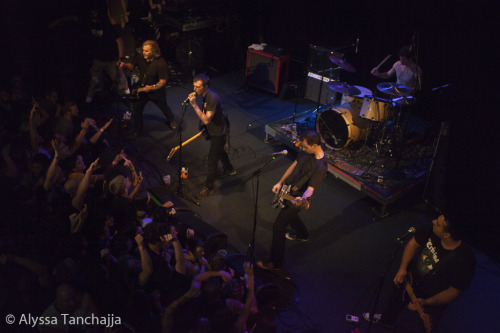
[0,2,265,333]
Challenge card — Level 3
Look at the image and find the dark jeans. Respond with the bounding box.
[270,204,308,267]
[205,135,233,190]
[132,95,175,134]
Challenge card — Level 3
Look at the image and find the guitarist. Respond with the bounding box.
[187,74,236,200]
[363,214,476,332]
[119,40,177,136]
[257,131,327,271]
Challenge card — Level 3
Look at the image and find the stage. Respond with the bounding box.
[264,104,435,216]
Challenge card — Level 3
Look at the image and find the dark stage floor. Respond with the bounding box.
[89,71,499,333]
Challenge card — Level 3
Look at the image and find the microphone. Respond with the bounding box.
[269,150,288,156]
[355,35,360,54]
[183,93,195,105]
[396,227,416,243]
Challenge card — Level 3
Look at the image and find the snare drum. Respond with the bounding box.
[316,106,367,150]
[360,96,393,122]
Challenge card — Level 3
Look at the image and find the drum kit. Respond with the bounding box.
[315,54,414,161]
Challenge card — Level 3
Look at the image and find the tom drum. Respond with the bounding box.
[360,96,393,122]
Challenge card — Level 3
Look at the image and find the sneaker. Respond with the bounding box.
[196,187,213,200]
[285,232,309,242]
[362,313,394,328]
[219,169,237,178]
[169,121,178,130]
[256,260,279,271]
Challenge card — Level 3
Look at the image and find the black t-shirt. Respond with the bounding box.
[89,21,119,61]
[412,225,476,298]
[202,90,227,137]
[132,55,168,98]
[288,152,328,194]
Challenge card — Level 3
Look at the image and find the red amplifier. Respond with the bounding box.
[246,49,289,95]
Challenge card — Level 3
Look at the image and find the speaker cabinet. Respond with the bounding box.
[246,49,289,94]
[304,71,340,105]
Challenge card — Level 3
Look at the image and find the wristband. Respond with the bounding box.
[138,246,144,251]
[99,128,104,132]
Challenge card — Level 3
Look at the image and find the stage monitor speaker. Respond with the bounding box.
[246,49,290,95]
[304,71,339,105]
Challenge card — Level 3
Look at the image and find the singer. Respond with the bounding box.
[371,45,422,93]
[257,131,327,271]
[188,74,236,200]
[363,214,476,331]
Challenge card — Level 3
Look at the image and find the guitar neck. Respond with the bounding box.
[282,193,296,202]
[404,283,425,316]
[404,281,432,333]
[166,132,203,161]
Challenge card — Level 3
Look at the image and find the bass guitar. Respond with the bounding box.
[271,185,310,210]
[405,277,432,333]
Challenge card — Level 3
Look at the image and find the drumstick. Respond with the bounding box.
[374,54,392,70]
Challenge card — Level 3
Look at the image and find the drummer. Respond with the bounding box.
[371,46,422,93]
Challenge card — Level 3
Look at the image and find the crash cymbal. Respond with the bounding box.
[376,82,411,96]
[326,81,361,95]
[329,55,356,73]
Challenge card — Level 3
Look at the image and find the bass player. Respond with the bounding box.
[257,131,327,271]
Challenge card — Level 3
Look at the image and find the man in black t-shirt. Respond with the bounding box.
[187,74,236,199]
[364,214,476,332]
[257,131,327,270]
[120,40,177,136]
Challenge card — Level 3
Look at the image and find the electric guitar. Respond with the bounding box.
[166,127,209,162]
[404,277,432,333]
[271,185,310,210]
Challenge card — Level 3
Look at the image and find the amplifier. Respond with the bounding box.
[304,71,341,105]
[246,49,290,95]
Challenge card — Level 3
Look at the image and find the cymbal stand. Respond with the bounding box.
[314,52,332,115]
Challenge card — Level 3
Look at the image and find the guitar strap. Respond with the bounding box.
[291,155,316,193]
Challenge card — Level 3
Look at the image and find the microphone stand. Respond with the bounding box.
[239,154,283,261]
[366,239,405,333]
[174,101,199,206]
[395,32,420,169]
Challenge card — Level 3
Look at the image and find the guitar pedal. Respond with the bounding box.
[345,314,359,323]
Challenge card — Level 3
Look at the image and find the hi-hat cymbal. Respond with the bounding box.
[329,55,356,73]
[326,82,361,95]
[376,82,411,96]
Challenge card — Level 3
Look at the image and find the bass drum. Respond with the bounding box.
[316,106,367,150]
